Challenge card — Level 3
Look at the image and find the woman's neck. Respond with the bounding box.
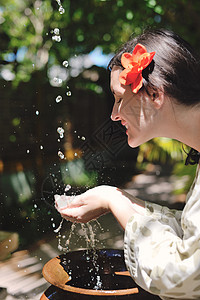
[157,98,200,152]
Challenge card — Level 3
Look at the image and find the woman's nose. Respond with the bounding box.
[111,103,121,121]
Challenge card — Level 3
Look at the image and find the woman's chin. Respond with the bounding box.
[127,136,141,148]
[127,134,153,148]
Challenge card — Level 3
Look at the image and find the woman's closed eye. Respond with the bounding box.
[117,98,123,104]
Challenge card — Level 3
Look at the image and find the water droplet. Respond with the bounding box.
[40,145,43,149]
[52,223,56,228]
[54,219,64,233]
[66,91,71,96]
[52,35,61,42]
[35,110,39,115]
[81,136,86,141]
[65,184,71,192]
[58,151,65,159]
[34,204,37,208]
[57,127,64,138]
[62,60,69,68]
[58,244,63,251]
[57,127,64,134]
[54,28,60,35]
[56,95,62,103]
[74,152,77,157]
[27,150,30,153]
[59,6,65,14]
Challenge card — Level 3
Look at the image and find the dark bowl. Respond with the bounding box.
[42,249,160,299]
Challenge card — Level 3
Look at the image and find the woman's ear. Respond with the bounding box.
[148,87,164,109]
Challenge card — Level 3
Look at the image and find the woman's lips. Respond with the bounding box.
[121,121,128,133]
[121,121,128,128]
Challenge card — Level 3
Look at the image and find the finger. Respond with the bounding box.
[59,206,83,218]
[60,214,76,223]
[60,212,85,223]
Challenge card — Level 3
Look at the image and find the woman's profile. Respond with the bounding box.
[55,28,200,299]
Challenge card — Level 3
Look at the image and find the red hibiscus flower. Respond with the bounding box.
[119,43,155,93]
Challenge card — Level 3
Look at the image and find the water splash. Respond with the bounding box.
[54,218,64,233]
[57,222,76,252]
[54,185,104,252]
[53,193,106,287]
[54,217,105,253]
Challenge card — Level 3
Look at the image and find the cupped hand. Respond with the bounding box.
[55,185,118,223]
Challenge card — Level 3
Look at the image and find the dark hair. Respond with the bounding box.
[185,148,200,165]
[108,28,200,107]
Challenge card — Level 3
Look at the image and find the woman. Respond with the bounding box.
[55,29,200,299]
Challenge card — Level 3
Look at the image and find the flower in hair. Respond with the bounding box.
[119,43,155,93]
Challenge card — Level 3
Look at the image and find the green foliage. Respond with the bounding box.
[172,162,197,195]
[137,137,197,195]
[60,159,97,187]
[2,0,200,86]
[137,138,185,164]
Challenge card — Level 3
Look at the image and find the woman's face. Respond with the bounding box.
[110,66,160,148]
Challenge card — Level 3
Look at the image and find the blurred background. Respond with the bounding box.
[0,0,199,250]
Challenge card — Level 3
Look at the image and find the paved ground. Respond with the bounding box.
[1,165,187,299]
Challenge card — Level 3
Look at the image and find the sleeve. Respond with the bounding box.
[124,200,200,299]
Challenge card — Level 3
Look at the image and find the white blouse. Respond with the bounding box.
[124,164,200,299]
